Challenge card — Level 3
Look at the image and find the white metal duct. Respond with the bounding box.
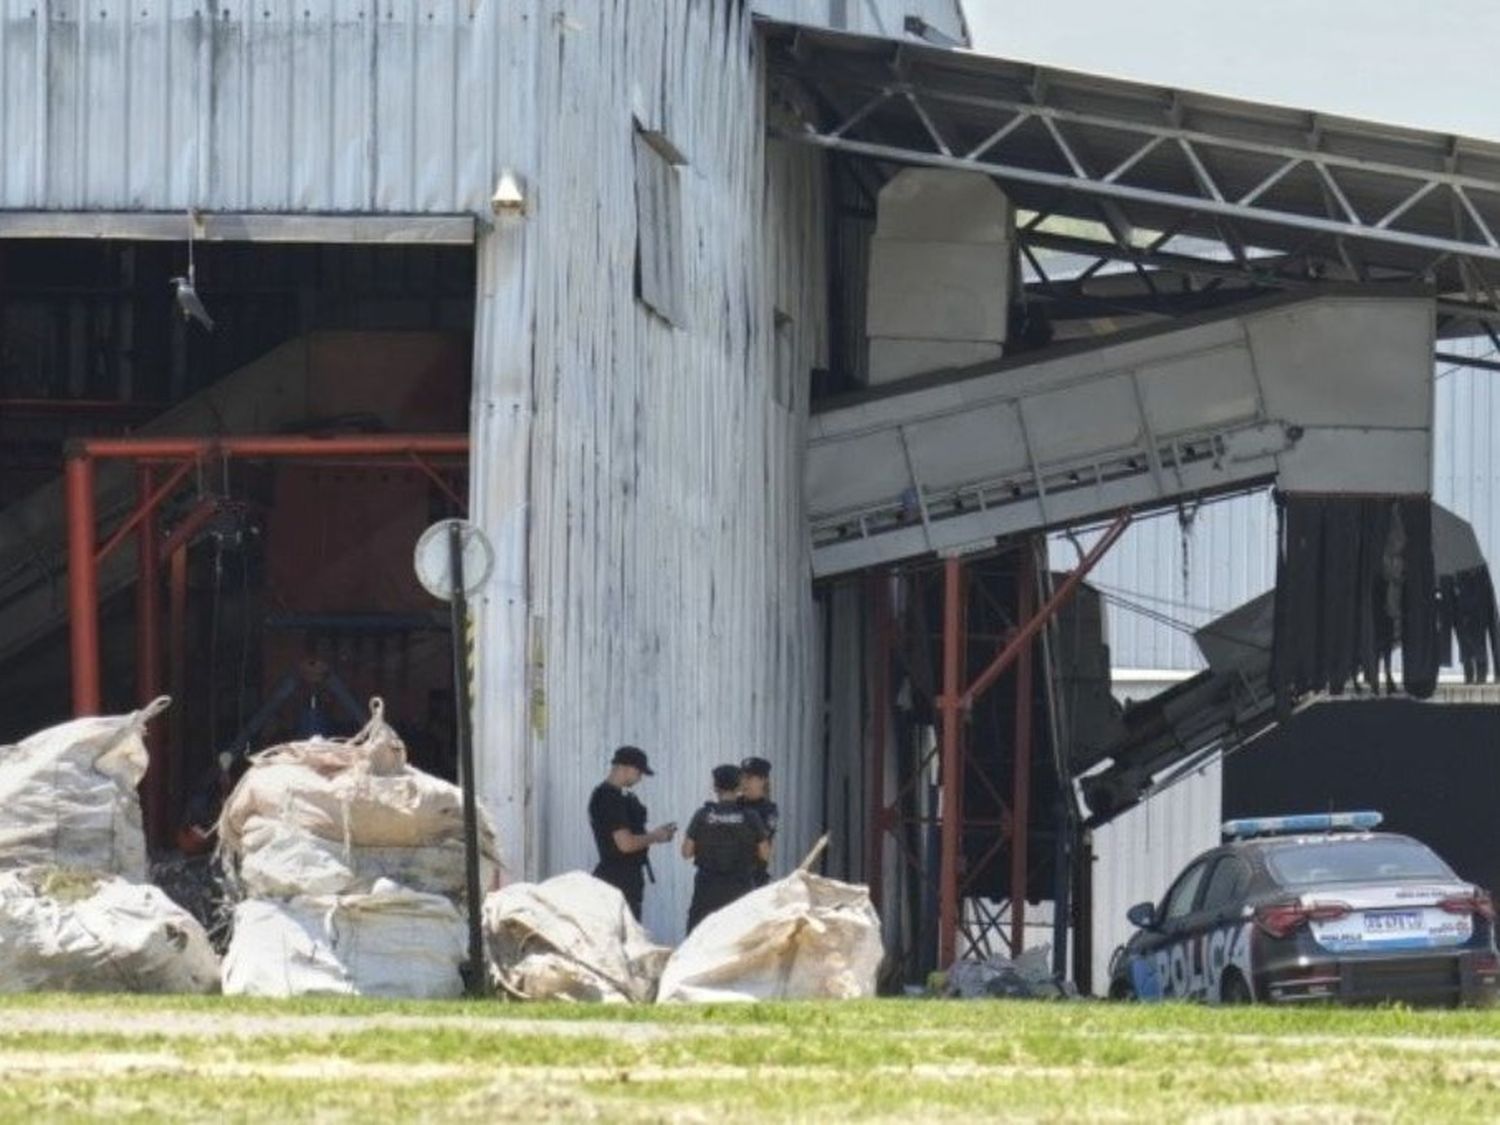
[807,293,1435,576]
[865,168,1011,384]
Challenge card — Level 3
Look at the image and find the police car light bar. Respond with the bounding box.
[1221,811,1384,840]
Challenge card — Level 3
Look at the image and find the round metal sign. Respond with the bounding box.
[414,519,494,601]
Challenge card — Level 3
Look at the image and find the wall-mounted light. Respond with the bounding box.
[491,171,526,216]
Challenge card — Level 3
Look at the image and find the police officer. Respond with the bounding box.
[738,756,778,888]
[681,764,770,933]
[588,745,676,921]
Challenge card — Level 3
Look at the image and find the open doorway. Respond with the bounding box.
[0,235,477,850]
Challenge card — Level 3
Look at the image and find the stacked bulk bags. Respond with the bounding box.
[0,699,219,994]
[218,698,499,998]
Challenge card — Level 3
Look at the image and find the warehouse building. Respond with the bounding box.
[4,1,1500,977]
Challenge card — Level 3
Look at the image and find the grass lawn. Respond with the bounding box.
[0,993,1498,1122]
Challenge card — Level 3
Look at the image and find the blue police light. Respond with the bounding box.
[1221,811,1384,840]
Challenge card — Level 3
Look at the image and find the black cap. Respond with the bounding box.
[611,745,654,776]
[740,756,771,778]
[712,763,743,791]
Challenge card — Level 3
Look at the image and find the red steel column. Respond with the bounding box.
[168,544,189,820]
[65,453,101,716]
[1010,542,1037,956]
[937,556,965,968]
[136,465,165,845]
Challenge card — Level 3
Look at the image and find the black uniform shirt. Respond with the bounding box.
[740,796,779,840]
[589,782,648,868]
[686,800,768,879]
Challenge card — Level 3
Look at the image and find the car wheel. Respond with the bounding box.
[1219,971,1252,1005]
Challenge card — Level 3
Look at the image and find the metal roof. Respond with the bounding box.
[765,24,1500,339]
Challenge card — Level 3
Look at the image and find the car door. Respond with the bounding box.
[1130,856,1212,1000]
[1190,854,1255,1001]
[1146,858,1218,1002]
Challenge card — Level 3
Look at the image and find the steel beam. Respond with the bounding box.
[776,128,1500,267]
[1010,544,1036,956]
[168,544,188,820]
[136,465,165,846]
[78,435,469,460]
[65,454,100,716]
[937,556,966,968]
[867,572,892,912]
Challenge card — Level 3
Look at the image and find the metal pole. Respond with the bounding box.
[867,572,890,911]
[937,556,964,968]
[136,465,165,846]
[960,510,1132,710]
[1010,542,1035,957]
[168,545,189,819]
[65,452,101,716]
[1052,794,1072,980]
[1075,831,1095,996]
[448,522,486,997]
[96,457,196,563]
[79,434,468,460]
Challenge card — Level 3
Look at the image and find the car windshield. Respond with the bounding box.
[1265,838,1455,886]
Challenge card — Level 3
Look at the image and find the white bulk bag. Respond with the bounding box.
[483,872,670,1003]
[657,870,883,1003]
[235,817,478,900]
[0,698,169,882]
[218,698,499,899]
[0,867,219,994]
[221,880,467,998]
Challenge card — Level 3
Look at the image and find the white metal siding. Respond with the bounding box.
[1066,493,1278,673]
[1090,760,1221,993]
[508,1,827,944]
[753,0,967,43]
[5,2,833,947]
[0,0,494,213]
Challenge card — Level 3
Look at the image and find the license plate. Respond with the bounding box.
[1365,910,1422,933]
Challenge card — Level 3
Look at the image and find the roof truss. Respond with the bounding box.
[768,28,1500,338]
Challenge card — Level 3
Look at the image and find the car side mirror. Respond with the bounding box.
[1127,901,1158,930]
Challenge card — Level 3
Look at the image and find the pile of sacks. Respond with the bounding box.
[0,699,220,993]
[217,698,499,998]
[482,867,883,1004]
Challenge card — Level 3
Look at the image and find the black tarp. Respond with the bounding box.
[1224,700,1500,900]
[1272,495,1439,703]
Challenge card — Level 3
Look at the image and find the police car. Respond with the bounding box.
[1106,812,1500,1006]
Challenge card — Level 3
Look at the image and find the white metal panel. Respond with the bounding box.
[752,0,968,43]
[1063,493,1279,673]
[0,0,493,213]
[485,1,827,945]
[1090,759,1222,994]
[809,295,1436,575]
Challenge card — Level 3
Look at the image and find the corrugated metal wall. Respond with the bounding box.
[4,1,833,945]
[1065,494,1278,673]
[0,0,498,213]
[1089,762,1221,992]
[501,1,827,943]
[753,0,967,43]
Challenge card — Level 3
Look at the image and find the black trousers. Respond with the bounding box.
[686,873,754,933]
[594,862,645,921]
